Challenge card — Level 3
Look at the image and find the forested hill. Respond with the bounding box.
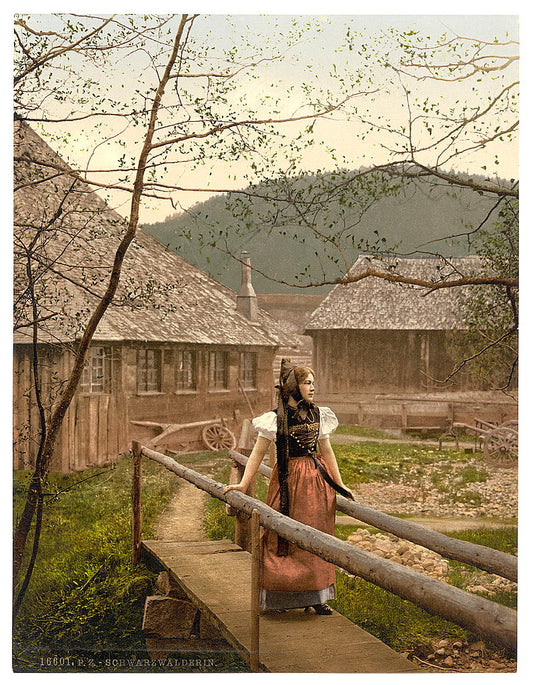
[143,171,502,294]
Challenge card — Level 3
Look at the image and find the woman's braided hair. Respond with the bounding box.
[275,359,314,556]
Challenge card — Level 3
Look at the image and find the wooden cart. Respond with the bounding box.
[130,417,236,452]
[441,418,518,468]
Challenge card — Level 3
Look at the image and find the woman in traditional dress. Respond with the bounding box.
[224,359,353,614]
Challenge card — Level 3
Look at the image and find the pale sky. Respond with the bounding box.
[10,5,522,226]
[142,12,519,223]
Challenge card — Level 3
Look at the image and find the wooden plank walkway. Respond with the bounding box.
[142,538,421,673]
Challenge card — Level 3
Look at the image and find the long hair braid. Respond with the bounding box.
[274,358,305,556]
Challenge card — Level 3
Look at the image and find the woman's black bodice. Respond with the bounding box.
[287,405,320,457]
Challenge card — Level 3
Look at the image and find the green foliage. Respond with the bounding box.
[429,463,488,498]
[205,496,236,541]
[456,464,488,485]
[143,172,498,295]
[13,456,181,671]
[333,440,476,486]
[452,490,484,506]
[447,198,518,390]
[331,572,470,651]
[203,461,269,541]
[445,528,517,612]
[336,424,402,439]
[14,452,254,673]
[334,524,366,541]
[449,527,517,556]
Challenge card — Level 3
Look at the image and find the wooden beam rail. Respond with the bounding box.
[229,450,517,582]
[133,443,516,651]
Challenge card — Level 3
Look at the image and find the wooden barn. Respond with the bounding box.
[304,255,517,428]
[13,122,291,472]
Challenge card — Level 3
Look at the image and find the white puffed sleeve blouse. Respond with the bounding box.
[251,406,339,442]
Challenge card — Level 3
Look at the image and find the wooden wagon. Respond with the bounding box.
[439,418,518,468]
[130,417,236,453]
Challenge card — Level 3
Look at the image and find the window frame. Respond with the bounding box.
[176,348,197,392]
[79,345,113,394]
[240,350,257,390]
[208,350,229,391]
[137,347,162,394]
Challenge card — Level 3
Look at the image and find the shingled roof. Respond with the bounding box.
[305,254,482,332]
[14,122,291,347]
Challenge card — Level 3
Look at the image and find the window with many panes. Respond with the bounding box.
[240,351,257,390]
[80,346,112,393]
[137,348,162,392]
[176,349,196,391]
[208,350,228,390]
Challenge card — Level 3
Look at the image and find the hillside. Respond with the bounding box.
[143,170,502,294]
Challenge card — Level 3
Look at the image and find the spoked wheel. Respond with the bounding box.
[202,424,236,451]
[483,426,518,468]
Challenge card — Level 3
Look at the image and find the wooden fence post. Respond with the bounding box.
[227,420,256,551]
[132,441,142,564]
[250,509,261,672]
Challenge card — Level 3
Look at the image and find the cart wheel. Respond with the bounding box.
[202,424,236,451]
[483,426,518,468]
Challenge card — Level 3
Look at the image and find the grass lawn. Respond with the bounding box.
[336,424,404,440]
[12,455,248,673]
[333,440,486,485]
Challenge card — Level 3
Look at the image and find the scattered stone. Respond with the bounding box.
[199,613,224,640]
[343,449,519,673]
[466,575,517,596]
[142,596,197,639]
[413,638,516,673]
[353,460,517,520]
[154,570,188,599]
[469,641,486,654]
[347,530,451,580]
[155,571,171,595]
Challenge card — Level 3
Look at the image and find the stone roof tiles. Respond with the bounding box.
[305,254,482,331]
[14,122,291,348]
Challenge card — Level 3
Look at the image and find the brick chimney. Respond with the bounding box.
[236,251,258,321]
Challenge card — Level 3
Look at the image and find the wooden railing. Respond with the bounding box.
[229,450,517,582]
[131,442,517,653]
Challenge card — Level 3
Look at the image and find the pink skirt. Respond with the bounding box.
[260,455,336,606]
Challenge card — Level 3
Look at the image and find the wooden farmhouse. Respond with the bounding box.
[13,122,291,473]
[304,254,517,428]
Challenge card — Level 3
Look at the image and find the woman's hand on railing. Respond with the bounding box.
[223,483,248,495]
